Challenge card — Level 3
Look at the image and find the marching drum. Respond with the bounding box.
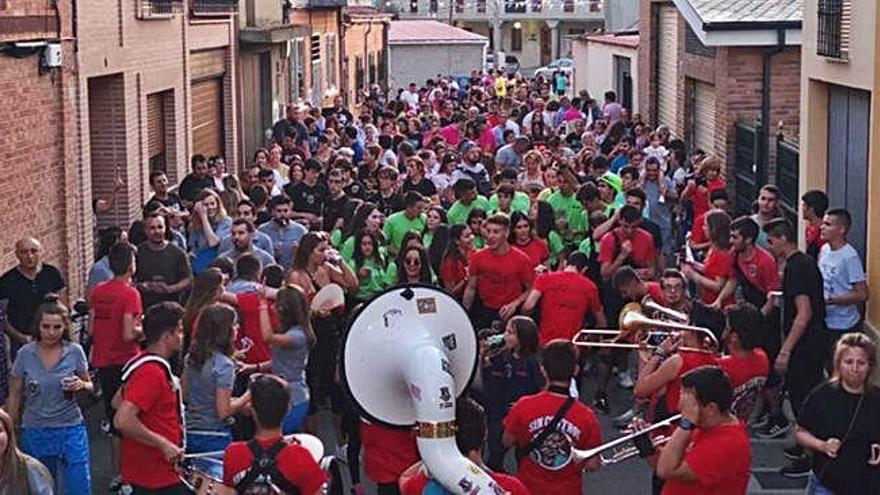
[182,455,233,495]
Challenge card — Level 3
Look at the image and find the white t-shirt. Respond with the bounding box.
[818,242,866,330]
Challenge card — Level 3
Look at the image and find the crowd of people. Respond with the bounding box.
[0,67,877,495]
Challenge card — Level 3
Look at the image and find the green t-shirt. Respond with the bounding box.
[487,191,530,215]
[447,196,490,225]
[354,258,389,299]
[548,191,587,246]
[383,211,426,250]
[330,229,343,248]
[547,230,565,267]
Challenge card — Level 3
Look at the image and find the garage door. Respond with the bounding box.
[190,49,226,158]
[147,92,166,172]
[693,81,716,157]
[191,78,223,158]
[657,5,679,134]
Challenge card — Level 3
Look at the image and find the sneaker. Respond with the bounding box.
[749,412,770,429]
[617,371,635,389]
[783,443,804,460]
[335,443,349,464]
[754,418,792,439]
[612,407,638,429]
[780,455,811,478]
[593,394,610,414]
[108,475,123,492]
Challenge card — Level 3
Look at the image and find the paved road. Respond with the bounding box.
[83,369,808,494]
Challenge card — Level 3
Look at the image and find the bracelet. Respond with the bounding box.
[679,417,696,431]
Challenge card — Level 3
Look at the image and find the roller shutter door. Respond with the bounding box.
[147,93,166,170]
[190,49,226,157]
[191,78,223,158]
[693,81,716,157]
[657,5,679,134]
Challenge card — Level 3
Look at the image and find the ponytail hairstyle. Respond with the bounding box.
[276,285,316,346]
[32,294,71,342]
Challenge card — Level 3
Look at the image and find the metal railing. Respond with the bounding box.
[191,0,239,15]
[139,0,184,18]
[816,0,842,58]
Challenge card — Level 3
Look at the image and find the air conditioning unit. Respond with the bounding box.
[44,43,62,68]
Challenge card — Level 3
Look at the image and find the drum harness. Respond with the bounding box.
[235,438,303,494]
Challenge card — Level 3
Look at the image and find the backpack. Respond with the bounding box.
[234,439,302,495]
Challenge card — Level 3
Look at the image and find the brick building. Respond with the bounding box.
[0,0,240,298]
[638,0,802,217]
[0,1,89,295]
[341,5,390,109]
[290,1,344,109]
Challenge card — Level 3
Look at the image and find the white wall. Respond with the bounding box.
[389,43,486,89]
[572,38,638,113]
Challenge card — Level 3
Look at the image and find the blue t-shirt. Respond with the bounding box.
[12,342,88,428]
[271,326,310,405]
[218,230,274,255]
[189,217,233,252]
[185,351,235,431]
[819,243,866,330]
[259,220,308,269]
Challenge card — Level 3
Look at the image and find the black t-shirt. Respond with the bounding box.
[145,193,183,213]
[255,210,272,227]
[322,193,349,232]
[782,252,827,348]
[799,382,880,494]
[284,181,326,216]
[402,178,437,198]
[177,174,215,203]
[0,265,65,334]
[370,191,405,218]
[345,180,367,200]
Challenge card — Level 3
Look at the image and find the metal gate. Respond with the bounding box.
[733,123,760,217]
[775,138,799,225]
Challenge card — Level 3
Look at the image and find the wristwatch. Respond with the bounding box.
[679,417,696,431]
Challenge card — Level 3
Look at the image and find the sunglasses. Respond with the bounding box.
[405,257,421,266]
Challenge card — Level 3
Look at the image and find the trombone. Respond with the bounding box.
[572,414,682,465]
[573,302,719,353]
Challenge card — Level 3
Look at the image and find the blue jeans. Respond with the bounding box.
[806,473,835,495]
[21,423,92,495]
[282,400,310,434]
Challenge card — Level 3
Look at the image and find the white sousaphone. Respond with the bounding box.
[341,285,502,494]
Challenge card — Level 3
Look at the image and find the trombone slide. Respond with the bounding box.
[572,414,683,464]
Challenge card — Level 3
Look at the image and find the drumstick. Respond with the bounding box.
[184,450,226,459]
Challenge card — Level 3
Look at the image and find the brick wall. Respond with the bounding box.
[343,16,388,110]
[293,8,342,108]
[0,0,90,296]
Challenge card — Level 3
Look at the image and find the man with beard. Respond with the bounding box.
[259,196,307,270]
[218,200,274,254]
[135,213,193,309]
[453,141,492,197]
[145,171,182,214]
[178,154,215,206]
[218,219,276,269]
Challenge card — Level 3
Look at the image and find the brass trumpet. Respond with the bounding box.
[572,414,682,465]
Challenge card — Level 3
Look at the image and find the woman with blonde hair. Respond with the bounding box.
[189,188,232,273]
[0,408,53,494]
[793,333,880,492]
[518,149,545,188]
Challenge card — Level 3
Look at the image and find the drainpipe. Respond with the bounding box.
[759,29,786,186]
[364,20,373,99]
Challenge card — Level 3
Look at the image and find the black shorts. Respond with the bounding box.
[98,365,124,436]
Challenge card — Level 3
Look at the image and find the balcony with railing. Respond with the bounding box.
[191,0,239,16]
[138,0,185,19]
[396,0,602,20]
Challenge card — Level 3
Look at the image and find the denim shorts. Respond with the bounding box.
[806,473,836,495]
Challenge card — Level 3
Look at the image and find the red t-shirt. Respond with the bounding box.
[515,238,550,268]
[503,392,602,495]
[89,279,142,368]
[663,351,718,414]
[439,256,468,298]
[660,422,751,495]
[718,349,769,420]
[120,355,182,489]
[645,281,667,306]
[728,247,779,295]
[469,247,534,310]
[360,422,420,484]
[689,211,709,246]
[804,223,825,256]
[402,470,530,495]
[235,293,276,364]
[598,228,657,270]
[223,436,328,493]
[690,179,726,220]
[534,271,603,346]
[700,248,734,305]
